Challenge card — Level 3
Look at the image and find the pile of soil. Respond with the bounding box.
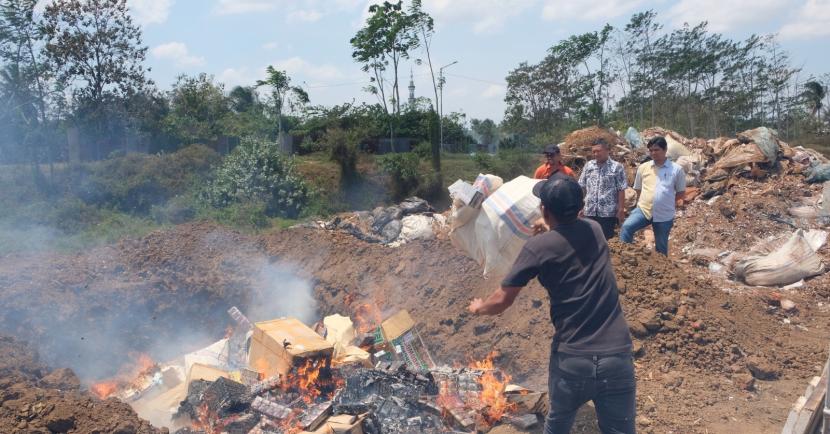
[0,219,828,433]
[561,126,627,166]
[0,336,163,434]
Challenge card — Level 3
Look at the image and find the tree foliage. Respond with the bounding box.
[203,137,311,218]
[503,9,829,141]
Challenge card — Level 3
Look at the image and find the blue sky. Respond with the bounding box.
[126,0,830,122]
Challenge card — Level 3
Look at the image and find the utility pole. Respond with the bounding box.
[439,60,458,152]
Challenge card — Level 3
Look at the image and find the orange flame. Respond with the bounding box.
[470,352,515,425]
[88,352,156,399]
[352,303,383,334]
[90,381,119,399]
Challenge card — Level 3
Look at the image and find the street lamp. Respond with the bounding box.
[439,60,458,152]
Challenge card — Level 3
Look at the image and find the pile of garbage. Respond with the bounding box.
[448,124,830,289]
[101,307,546,434]
[319,197,445,246]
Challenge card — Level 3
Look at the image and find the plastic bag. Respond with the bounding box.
[805,163,830,184]
[738,127,779,163]
[625,127,642,148]
[665,134,692,160]
[733,229,827,286]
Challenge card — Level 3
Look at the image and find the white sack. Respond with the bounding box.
[733,229,827,286]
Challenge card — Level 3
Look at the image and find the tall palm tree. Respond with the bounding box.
[803,80,826,118]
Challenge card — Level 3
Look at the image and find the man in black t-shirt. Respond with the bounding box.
[469,176,636,434]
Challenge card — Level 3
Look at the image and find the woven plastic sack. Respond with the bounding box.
[450,176,542,279]
[733,229,827,286]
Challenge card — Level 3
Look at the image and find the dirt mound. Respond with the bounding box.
[561,126,626,165]
[0,218,828,432]
[0,336,163,434]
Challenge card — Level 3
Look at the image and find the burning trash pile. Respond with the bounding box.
[99,307,546,433]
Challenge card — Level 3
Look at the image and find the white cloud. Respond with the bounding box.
[666,0,789,32]
[151,42,205,68]
[215,0,276,15]
[779,0,830,40]
[482,84,505,99]
[218,67,258,88]
[287,9,323,23]
[541,0,645,21]
[274,56,345,82]
[262,41,280,50]
[128,0,173,25]
[419,0,536,33]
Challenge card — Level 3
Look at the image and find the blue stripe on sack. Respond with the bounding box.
[474,175,492,196]
[485,190,535,239]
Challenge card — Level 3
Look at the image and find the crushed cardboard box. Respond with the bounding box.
[248,317,334,377]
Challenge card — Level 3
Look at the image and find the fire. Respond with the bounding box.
[295,359,322,403]
[90,381,119,399]
[471,352,515,425]
[88,352,156,399]
[352,303,383,333]
[252,357,270,379]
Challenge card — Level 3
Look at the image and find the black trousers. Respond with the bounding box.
[544,351,637,434]
[586,216,618,240]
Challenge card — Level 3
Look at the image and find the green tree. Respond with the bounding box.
[408,0,441,175]
[164,73,230,145]
[470,118,498,147]
[351,0,420,148]
[0,0,54,166]
[41,0,149,159]
[803,81,826,119]
[256,66,309,146]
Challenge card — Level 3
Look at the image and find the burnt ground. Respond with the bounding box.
[0,336,164,434]
[0,198,828,433]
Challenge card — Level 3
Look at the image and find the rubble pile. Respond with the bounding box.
[319,197,445,246]
[561,126,629,171]
[104,307,545,434]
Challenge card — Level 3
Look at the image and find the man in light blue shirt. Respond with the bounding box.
[620,136,686,255]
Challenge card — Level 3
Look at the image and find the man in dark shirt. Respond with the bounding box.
[469,176,636,434]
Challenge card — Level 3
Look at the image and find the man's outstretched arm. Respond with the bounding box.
[468,286,523,316]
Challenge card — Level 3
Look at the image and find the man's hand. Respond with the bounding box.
[532,218,548,235]
[616,207,626,223]
[468,298,484,315]
[676,199,685,209]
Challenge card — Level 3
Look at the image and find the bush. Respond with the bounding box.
[471,152,495,172]
[151,194,198,224]
[203,137,311,218]
[326,127,360,183]
[75,144,220,214]
[470,149,537,180]
[298,136,325,154]
[412,141,432,159]
[495,149,538,180]
[377,152,420,200]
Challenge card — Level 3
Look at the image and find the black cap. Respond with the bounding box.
[532,176,584,219]
[542,144,560,155]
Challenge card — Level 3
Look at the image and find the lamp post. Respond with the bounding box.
[438,60,458,152]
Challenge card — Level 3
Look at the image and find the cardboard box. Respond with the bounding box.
[380,310,415,341]
[186,363,230,386]
[248,318,334,378]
